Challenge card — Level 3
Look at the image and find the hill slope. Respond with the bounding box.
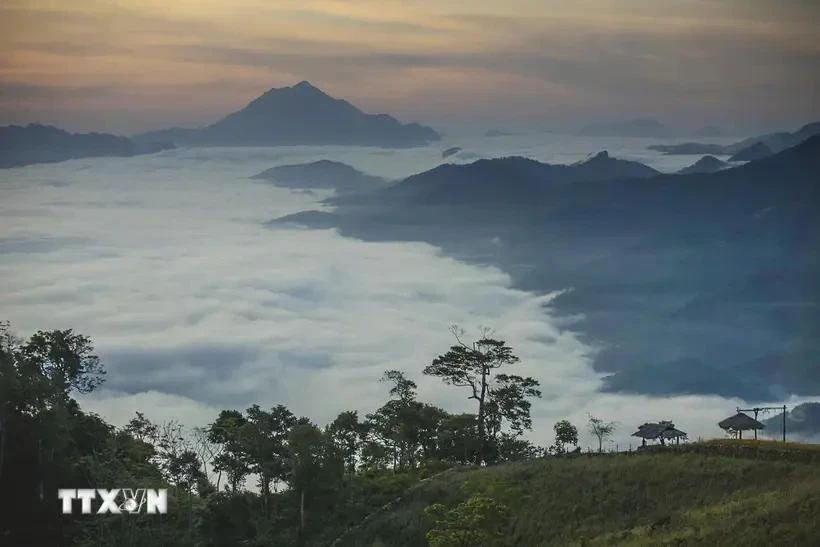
[337,451,820,546]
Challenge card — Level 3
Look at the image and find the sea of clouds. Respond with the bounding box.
[2,135,813,450]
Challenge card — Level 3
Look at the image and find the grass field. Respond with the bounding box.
[335,445,820,546]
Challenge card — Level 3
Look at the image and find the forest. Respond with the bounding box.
[0,322,584,546]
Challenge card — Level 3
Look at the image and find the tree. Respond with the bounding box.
[437,414,480,464]
[588,413,617,453]
[17,328,106,398]
[424,326,539,463]
[425,493,510,547]
[242,404,296,504]
[327,410,363,474]
[287,422,326,541]
[124,411,159,444]
[208,410,250,493]
[191,425,223,490]
[552,420,578,454]
[380,369,417,402]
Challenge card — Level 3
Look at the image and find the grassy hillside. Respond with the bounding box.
[335,450,820,546]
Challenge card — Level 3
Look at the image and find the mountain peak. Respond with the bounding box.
[176,82,440,147]
[292,80,317,91]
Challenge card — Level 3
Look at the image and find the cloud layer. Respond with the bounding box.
[2,141,816,448]
[1,0,818,133]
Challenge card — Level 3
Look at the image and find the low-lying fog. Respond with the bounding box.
[2,135,815,448]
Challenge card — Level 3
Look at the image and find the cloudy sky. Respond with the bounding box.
[1,0,818,134]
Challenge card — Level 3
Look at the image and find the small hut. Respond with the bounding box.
[632,421,687,447]
[661,427,688,445]
[718,412,765,440]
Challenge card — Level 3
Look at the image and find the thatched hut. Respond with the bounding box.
[632,421,687,447]
[661,427,688,445]
[718,412,765,439]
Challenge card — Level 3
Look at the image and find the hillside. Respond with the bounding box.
[336,450,820,546]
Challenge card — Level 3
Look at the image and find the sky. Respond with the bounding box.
[1,0,818,135]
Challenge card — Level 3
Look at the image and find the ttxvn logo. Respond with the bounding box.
[58,488,168,514]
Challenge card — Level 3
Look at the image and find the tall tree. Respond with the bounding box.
[380,369,418,401]
[587,413,617,453]
[327,410,363,474]
[287,422,326,542]
[208,410,250,493]
[242,404,296,515]
[424,326,539,463]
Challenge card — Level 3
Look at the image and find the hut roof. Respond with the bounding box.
[718,412,765,431]
[632,421,677,439]
[661,428,687,439]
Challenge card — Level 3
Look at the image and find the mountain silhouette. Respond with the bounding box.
[0,124,173,168]
[252,160,385,194]
[763,403,820,436]
[649,120,820,155]
[370,150,660,205]
[135,81,439,148]
[677,155,729,174]
[277,137,820,400]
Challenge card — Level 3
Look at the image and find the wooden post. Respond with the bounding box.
[783,405,787,443]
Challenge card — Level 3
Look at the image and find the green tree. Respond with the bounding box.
[327,410,364,474]
[437,413,480,464]
[288,421,326,541]
[365,370,448,470]
[242,403,296,510]
[124,411,159,443]
[552,419,578,454]
[208,410,250,492]
[424,326,539,463]
[425,493,511,547]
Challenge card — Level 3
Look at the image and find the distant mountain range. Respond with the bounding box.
[763,403,820,436]
[649,121,820,156]
[135,81,440,148]
[580,119,668,138]
[0,124,173,168]
[364,151,660,205]
[273,136,820,401]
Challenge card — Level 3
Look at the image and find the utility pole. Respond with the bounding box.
[736,406,787,442]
